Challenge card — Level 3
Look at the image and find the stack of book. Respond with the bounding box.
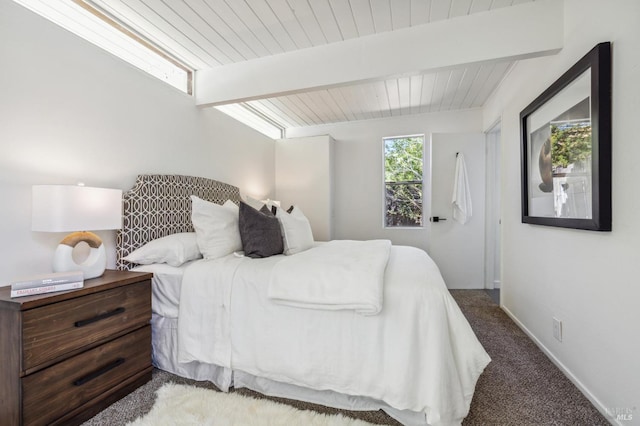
[10,271,84,298]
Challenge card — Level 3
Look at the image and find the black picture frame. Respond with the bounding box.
[520,42,611,231]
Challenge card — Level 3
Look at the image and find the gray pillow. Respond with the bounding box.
[239,201,284,258]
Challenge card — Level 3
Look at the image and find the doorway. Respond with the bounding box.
[484,121,502,297]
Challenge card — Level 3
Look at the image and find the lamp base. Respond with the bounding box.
[53,231,107,280]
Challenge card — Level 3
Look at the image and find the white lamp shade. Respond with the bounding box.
[32,185,122,232]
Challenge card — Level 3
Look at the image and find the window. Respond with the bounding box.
[383,135,424,227]
[215,103,285,139]
[13,0,192,94]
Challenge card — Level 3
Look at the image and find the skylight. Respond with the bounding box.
[215,103,285,140]
[13,0,288,138]
[13,0,192,94]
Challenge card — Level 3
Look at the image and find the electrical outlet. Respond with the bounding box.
[553,317,562,342]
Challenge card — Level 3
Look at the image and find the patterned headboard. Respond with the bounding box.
[116,174,241,270]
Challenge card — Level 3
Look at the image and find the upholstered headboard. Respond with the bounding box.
[116,174,242,270]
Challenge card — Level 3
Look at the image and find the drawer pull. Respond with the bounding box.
[73,358,125,386]
[75,307,125,327]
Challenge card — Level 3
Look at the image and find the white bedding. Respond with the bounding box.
[132,261,197,318]
[268,239,391,315]
[177,244,490,426]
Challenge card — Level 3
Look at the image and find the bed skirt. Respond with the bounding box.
[151,314,429,426]
[151,314,232,390]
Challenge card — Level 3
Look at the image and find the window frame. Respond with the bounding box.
[382,134,426,229]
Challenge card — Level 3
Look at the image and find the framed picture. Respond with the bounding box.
[520,42,611,231]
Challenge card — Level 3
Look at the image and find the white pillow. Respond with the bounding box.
[191,196,242,259]
[244,196,281,212]
[263,198,281,209]
[243,195,265,211]
[276,205,314,255]
[123,232,201,267]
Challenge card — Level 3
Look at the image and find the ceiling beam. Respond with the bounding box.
[195,0,562,107]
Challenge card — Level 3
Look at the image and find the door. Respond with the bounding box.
[429,133,486,289]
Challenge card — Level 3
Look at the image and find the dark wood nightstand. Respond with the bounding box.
[0,269,153,426]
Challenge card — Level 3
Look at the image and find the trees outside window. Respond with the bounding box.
[383,135,424,227]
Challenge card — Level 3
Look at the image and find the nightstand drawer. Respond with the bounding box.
[22,280,151,371]
[22,325,151,426]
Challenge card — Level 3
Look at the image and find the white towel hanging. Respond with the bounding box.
[452,153,472,224]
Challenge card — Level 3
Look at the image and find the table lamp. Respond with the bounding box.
[32,184,123,279]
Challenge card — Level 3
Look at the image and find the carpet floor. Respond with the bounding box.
[82,290,608,426]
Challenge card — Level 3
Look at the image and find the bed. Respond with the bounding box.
[116,174,490,426]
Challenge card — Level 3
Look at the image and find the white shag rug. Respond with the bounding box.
[127,383,375,426]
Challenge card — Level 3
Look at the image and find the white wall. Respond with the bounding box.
[483,0,640,421]
[275,136,334,241]
[0,1,274,285]
[287,109,483,253]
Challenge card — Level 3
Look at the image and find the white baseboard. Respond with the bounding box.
[500,305,617,426]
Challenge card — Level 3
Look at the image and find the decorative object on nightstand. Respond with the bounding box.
[10,270,84,298]
[0,270,153,426]
[32,184,123,279]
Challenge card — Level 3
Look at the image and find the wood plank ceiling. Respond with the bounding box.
[87,0,536,131]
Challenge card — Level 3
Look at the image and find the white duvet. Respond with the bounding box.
[178,244,490,426]
[268,239,391,315]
